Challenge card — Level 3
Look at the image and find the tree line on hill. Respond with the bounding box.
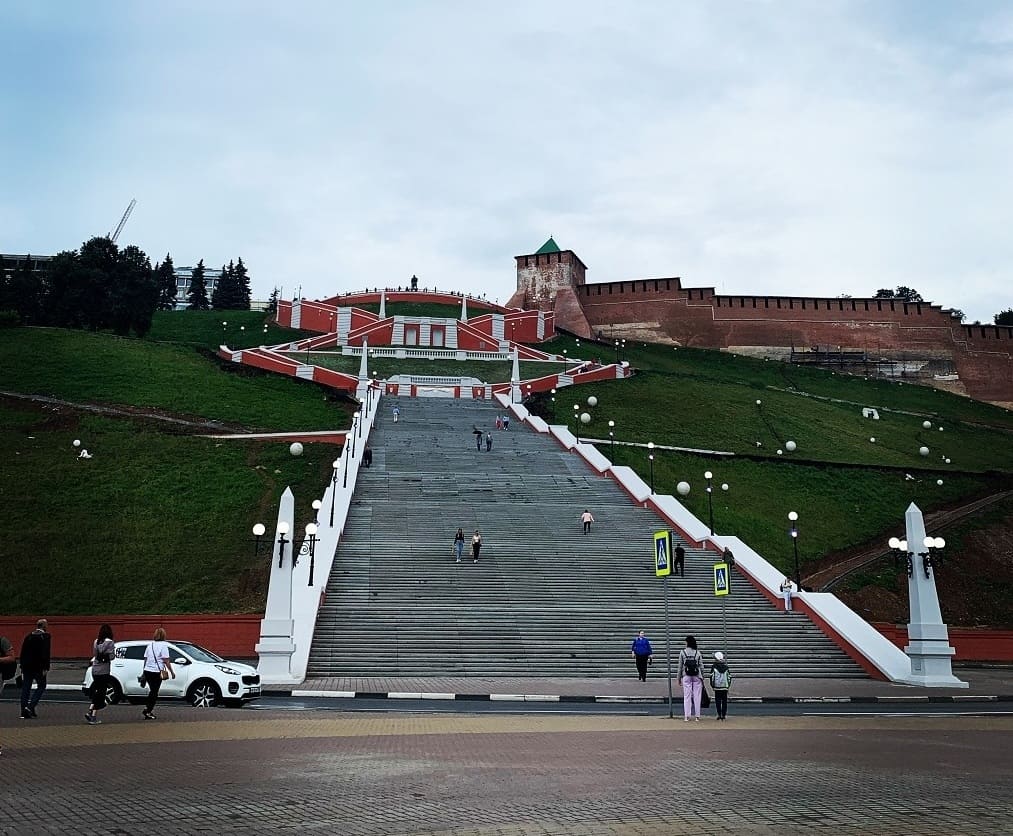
[0,237,255,337]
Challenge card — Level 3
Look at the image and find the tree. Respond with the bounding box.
[949,309,966,323]
[1,255,47,324]
[156,254,177,310]
[187,260,210,310]
[108,245,157,336]
[995,308,1013,327]
[266,286,279,316]
[873,286,923,302]
[234,257,251,309]
[211,260,243,310]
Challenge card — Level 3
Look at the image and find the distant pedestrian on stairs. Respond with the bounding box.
[473,427,483,450]
[580,509,595,534]
[630,630,653,681]
[780,577,795,612]
[485,432,492,451]
[495,415,502,430]
[503,414,510,430]
[453,528,466,563]
[392,405,400,424]
[674,543,685,577]
[471,530,482,563]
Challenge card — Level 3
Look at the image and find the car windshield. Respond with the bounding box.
[174,641,224,663]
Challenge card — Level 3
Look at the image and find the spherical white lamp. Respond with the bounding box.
[587,396,598,407]
[869,437,876,443]
[72,439,81,448]
[676,481,690,496]
[919,446,929,456]
[888,536,900,550]
[721,483,729,491]
[936,479,944,486]
[290,442,304,456]
[923,420,932,429]
[252,523,266,538]
[580,412,591,424]
[785,440,797,452]
[756,399,762,406]
[777,449,783,455]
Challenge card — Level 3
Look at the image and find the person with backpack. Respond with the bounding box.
[85,624,116,725]
[709,651,732,721]
[678,635,704,721]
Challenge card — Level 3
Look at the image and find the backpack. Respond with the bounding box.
[684,651,700,677]
[712,668,729,689]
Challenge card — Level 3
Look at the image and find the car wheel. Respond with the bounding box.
[101,679,123,706]
[187,680,221,708]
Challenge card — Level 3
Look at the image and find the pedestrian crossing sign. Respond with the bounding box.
[654,530,672,577]
[713,562,729,596]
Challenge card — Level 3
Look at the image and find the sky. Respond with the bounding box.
[2,1,1012,323]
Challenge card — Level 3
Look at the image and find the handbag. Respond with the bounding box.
[700,684,711,709]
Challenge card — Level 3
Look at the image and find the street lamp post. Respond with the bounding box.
[788,511,800,587]
[252,523,266,555]
[704,471,715,536]
[275,521,290,568]
[573,404,580,444]
[222,321,228,344]
[350,412,360,457]
[608,420,615,459]
[305,523,318,586]
[647,442,655,494]
[614,340,620,363]
[329,459,340,526]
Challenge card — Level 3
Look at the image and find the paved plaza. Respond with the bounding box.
[2,697,1011,835]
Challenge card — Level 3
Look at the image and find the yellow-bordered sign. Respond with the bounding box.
[654,530,672,577]
[713,562,729,596]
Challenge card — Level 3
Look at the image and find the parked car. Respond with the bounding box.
[82,640,261,708]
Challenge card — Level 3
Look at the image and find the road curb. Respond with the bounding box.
[270,688,1013,704]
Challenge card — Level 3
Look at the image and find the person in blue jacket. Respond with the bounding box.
[630,630,653,682]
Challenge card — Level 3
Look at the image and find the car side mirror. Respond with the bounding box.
[173,657,189,665]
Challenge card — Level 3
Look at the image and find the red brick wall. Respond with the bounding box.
[874,623,1013,662]
[0,615,262,660]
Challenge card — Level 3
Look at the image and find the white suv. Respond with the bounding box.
[82,640,261,708]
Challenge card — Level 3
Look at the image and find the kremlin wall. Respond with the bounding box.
[507,239,1013,407]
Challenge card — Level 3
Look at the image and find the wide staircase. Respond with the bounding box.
[307,398,864,678]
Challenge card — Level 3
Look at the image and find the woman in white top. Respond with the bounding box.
[141,627,175,720]
[780,577,794,612]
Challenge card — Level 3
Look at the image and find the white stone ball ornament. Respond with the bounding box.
[290,442,304,456]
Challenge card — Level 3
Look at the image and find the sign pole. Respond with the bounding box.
[713,561,730,652]
[654,530,674,719]
[665,575,673,718]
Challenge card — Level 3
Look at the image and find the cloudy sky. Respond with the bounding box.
[3,1,1011,322]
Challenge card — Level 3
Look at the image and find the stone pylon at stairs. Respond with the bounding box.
[307,398,863,678]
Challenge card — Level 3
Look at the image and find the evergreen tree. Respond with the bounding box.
[2,255,47,324]
[234,257,251,309]
[156,254,178,310]
[212,260,244,309]
[187,259,210,310]
[266,286,279,316]
[108,245,157,336]
[210,263,228,309]
[996,308,1013,327]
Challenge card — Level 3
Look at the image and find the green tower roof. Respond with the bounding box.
[534,237,561,255]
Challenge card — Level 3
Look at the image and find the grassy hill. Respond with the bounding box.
[1,314,1010,623]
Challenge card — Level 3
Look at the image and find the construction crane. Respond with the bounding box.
[108,198,137,243]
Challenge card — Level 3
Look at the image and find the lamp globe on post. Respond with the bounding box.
[647,442,655,494]
[608,420,615,459]
[704,470,715,536]
[330,459,341,526]
[573,404,580,443]
[788,511,800,587]
[252,523,266,555]
[276,521,291,568]
[305,522,319,586]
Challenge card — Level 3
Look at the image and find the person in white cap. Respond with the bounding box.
[709,651,732,720]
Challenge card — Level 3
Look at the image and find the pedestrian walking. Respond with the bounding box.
[673,543,686,577]
[0,634,16,755]
[630,630,653,682]
[19,618,50,720]
[453,527,466,563]
[678,635,704,722]
[392,405,400,423]
[495,415,502,430]
[85,624,116,725]
[709,651,732,720]
[141,627,175,720]
[363,446,373,467]
[780,577,794,612]
[471,530,482,563]
[485,432,493,451]
[580,509,595,534]
[503,414,510,430]
[474,428,483,450]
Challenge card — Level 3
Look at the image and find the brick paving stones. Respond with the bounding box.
[1,700,1012,834]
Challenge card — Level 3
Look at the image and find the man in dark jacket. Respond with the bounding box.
[19,619,51,719]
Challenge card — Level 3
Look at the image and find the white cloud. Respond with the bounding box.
[1,0,1010,322]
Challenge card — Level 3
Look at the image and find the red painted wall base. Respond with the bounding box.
[873,623,1013,663]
